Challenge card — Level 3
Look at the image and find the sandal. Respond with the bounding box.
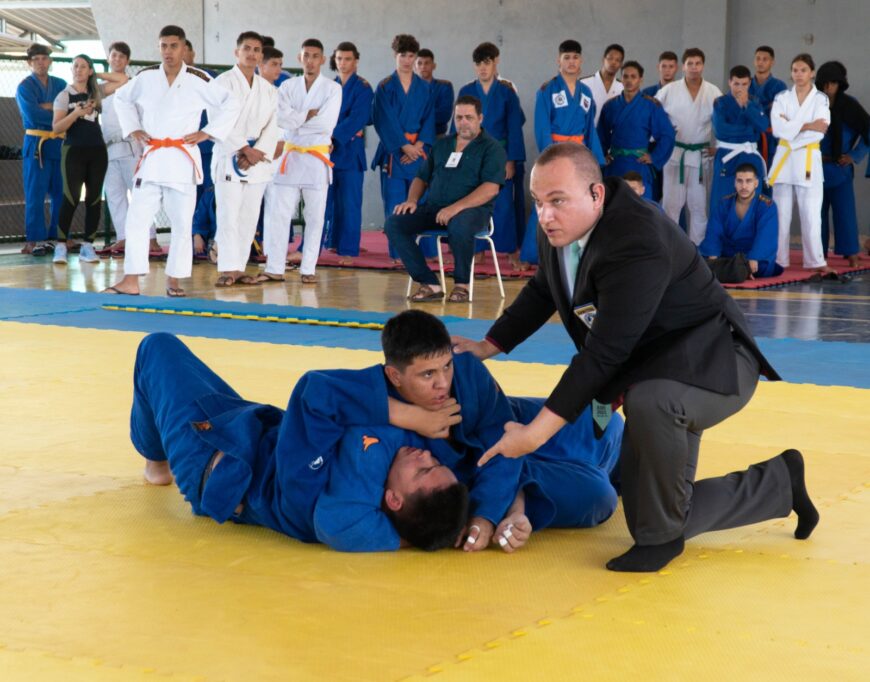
[409,284,444,302]
[101,286,139,295]
[255,273,285,283]
[236,275,261,286]
[215,275,236,287]
[447,287,470,303]
[300,274,317,284]
[166,287,186,298]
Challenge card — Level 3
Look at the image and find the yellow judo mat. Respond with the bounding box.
[1,321,868,681]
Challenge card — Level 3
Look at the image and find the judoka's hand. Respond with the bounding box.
[39,102,53,110]
[436,205,462,225]
[131,130,151,144]
[306,108,319,121]
[638,153,652,164]
[462,516,494,552]
[183,131,210,145]
[236,156,251,171]
[242,146,267,165]
[705,145,716,157]
[495,513,532,553]
[401,143,422,161]
[802,119,828,133]
[505,160,516,180]
[837,155,854,166]
[393,200,418,215]
[749,259,759,274]
[734,90,749,107]
[450,336,499,360]
[427,398,462,438]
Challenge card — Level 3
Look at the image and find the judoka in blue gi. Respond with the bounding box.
[415,49,455,137]
[520,40,604,264]
[598,61,674,201]
[749,46,788,168]
[700,163,782,282]
[815,61,869,266]
[710,65,770,213]
[15,44,66,255]
[322,311,623,549]
[641,51,679,203]
[131,332,470,552]
[371,34,436,259]
[191,184,217,260]
[456,42,527,256]
[324,42,374,261]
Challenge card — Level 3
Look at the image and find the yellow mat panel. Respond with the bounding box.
[0,322,867,681]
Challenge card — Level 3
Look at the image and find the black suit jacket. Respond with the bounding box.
[486,177,779,422]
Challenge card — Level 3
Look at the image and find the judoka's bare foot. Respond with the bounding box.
[337,257,354,266]
[102,274,140,295]
[606,536,685,572]
[144,460,173,485]
[846,254,859,268]
[286,251,302,266]
[193,234,206,255]
[781,449,819,539]
[813,265,837,275]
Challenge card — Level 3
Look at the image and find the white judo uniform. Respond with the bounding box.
[264,73,341,278]
[656,79,722,244]
[101,91,155,242]
[581,71,623,126]
[211,66,279,273]
[767,86,830,268]
[113,63,238,279]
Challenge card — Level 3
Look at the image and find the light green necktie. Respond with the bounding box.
[565,241,582,296]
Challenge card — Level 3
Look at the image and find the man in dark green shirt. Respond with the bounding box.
[386,94,506,302]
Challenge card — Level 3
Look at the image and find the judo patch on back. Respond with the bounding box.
[574,303,597,329]
[552,90,568,108]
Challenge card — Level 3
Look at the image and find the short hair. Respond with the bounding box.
[658,51,678,63]
[604,43,625,58]
[417,48,434,60]
[792,53,815,71]
[330,41,360,70]
[559,39,582,55]
[392,34,419,55]
[159,25,186,41]
[185,40,193,50]
[682,47,705,63]
[622,60,644,77]
[535,141,603,185]
[381,310,452,371]
[261,46,283,62]
[455,94,482,115]
[622,171,644,183]
[108,41,131,59]
[729,65,752,80]
[26,44,52,60]
[735,163,758,177]
[301,38,324,52]
[384,482,470,551]
[261,35,275,48]
[755,45,775,58]
[472,42,500,64]
[236,31,264,47]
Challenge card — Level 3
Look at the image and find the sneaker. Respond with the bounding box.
[79,242,99,263]
[52,242,68,264]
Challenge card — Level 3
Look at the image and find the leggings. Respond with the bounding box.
[59,144,108,242]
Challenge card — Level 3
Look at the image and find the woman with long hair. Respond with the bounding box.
[51,54,127,263]
[815,61,869,268]
[767,53,831,273]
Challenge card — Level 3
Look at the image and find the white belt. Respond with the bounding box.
[716,139,767,174]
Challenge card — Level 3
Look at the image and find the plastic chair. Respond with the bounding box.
[404,218,504,302]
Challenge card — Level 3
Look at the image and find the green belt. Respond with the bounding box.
[611,147,647,158]
[675,141,708,183]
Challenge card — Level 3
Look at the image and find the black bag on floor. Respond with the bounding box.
[707,253,752,283]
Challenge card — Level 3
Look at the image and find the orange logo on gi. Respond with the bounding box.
[362,435,380,452]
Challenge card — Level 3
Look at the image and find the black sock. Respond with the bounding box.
[606,536,685,572]
[781,449,819,540]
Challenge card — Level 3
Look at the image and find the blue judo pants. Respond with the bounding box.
[821,178,860,257]
[325,169,364,257]
[23,155,62,242]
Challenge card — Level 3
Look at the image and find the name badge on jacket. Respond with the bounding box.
[574,303,597,329]
[445,152,462,168]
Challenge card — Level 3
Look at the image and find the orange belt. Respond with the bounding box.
[279,142,334,174]
[760,127,772,163]
[551,134,585,144]
[135,138,201,180]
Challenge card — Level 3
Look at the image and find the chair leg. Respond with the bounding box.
[436,236,446,291]
[468,253,475,302]
[487,237,505,298]
[406,234,423,298]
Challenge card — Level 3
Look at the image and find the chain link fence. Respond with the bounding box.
[1,55,299,243]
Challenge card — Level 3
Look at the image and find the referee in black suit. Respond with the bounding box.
[455,142,818,572]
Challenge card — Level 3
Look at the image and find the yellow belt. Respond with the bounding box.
[279,143,334,173]
[768,140,820,184]
[25,129,65,167]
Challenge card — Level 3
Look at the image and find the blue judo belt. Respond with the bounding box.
[231,138,259,178]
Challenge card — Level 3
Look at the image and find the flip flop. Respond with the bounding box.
[236,275,262,286]
[215,275,236,287]
[101,286,139,295]
[166,287,186,298]
[255,273,285,283]
[300,274,317,284]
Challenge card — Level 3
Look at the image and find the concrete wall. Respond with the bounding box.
[92,0,869,236]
